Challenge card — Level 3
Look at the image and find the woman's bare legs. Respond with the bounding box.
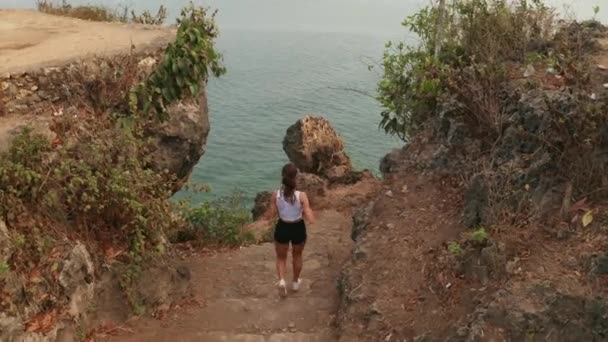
[292,243,305,283]
[275,242,289,281]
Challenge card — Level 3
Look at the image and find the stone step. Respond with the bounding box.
[118,331,336,342]
[190,297,336,331]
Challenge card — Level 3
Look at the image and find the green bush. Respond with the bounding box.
[130,3,226,121]
[183,193,253,247]
[0,122,176,260]
[378,0,556,141]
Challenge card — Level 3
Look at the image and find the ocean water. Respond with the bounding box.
[1,0,605,204]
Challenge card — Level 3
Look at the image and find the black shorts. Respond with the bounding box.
[274,219,307,245]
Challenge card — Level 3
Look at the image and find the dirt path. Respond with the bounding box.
[106,209,353,342]
[0,9,173,74]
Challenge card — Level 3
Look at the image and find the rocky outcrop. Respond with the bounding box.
[0,242,95,342]
[447,286,608,342]
[283,116,353,182]
[146,89,210,183]
[252,191,273,221]
[0,51,210,187]
[296,172,328,204]
[463,174,488,228]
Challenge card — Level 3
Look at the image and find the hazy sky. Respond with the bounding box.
[0,0,604,34]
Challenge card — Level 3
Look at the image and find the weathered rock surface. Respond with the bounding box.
[0,242,95,342]
[283,116,352,181]
[463,174,488,228]
[0,219,9,262]
[59,243,95,320]
[296,172,328,205]
[252,191,273,220]
[447,286,608,342]
[0,50,210,188]
[146,89,210,184]
[135,264,192,310]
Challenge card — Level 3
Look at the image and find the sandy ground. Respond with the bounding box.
[0,9,173,74]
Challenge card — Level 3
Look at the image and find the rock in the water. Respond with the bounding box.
[283,116,352,180]
[59,242,95,319]
[252,191,272,220]
[463,174,488,228]
[147,89,210,189]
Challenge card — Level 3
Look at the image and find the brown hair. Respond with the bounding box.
[281,163,298,204]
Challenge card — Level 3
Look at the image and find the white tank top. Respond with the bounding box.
[276,189,303,222]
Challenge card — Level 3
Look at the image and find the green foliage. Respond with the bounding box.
[448,242,463,256]
[0,120,176,260]
[0,260,9,276]
[378,0,556,141]
[184,193,253,247]
[130,3,226,121]
[471,227,489,243]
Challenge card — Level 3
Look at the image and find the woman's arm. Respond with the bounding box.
[300,192,315,224]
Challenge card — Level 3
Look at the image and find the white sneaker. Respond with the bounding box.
[292,279,301,292]
[277,279,287,298]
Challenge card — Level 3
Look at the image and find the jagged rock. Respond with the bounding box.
[296,172,328,205]
[430,145,450,170]
[252,191,272,220]
[59,242,95,319]
[380,148,406,176]
[446,120,468,146]
[0,117,55,155]
[283,116,352,180]
[135,264,192,310]
[352,201,374,241]
[0,219,9,262]
[146,89,210,188]
[591,254,608,274]
[447,287,608,342]
[463,174,488,228]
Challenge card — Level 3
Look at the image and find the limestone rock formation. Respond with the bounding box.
[283,116,352,181]
[59,243,95,320]
[252,191,273,221]
[0,241,95,342]
[296,172,328,205]
[146,89,210,185]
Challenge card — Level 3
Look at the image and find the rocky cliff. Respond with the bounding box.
[0,12,214,341]
[336,20,608,342]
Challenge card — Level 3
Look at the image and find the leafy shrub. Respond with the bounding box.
[471,227,489,243]
[183,193,253,247]
[0,121,177,260]
[448,242,463,256]
[378,0,557,141]
[130,3,226,121]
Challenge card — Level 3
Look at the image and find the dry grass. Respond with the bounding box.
[36,0,128,23]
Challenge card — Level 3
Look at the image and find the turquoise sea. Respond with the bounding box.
[1,0,605,204]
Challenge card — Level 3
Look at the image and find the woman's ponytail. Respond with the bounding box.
[281,163,298,203]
